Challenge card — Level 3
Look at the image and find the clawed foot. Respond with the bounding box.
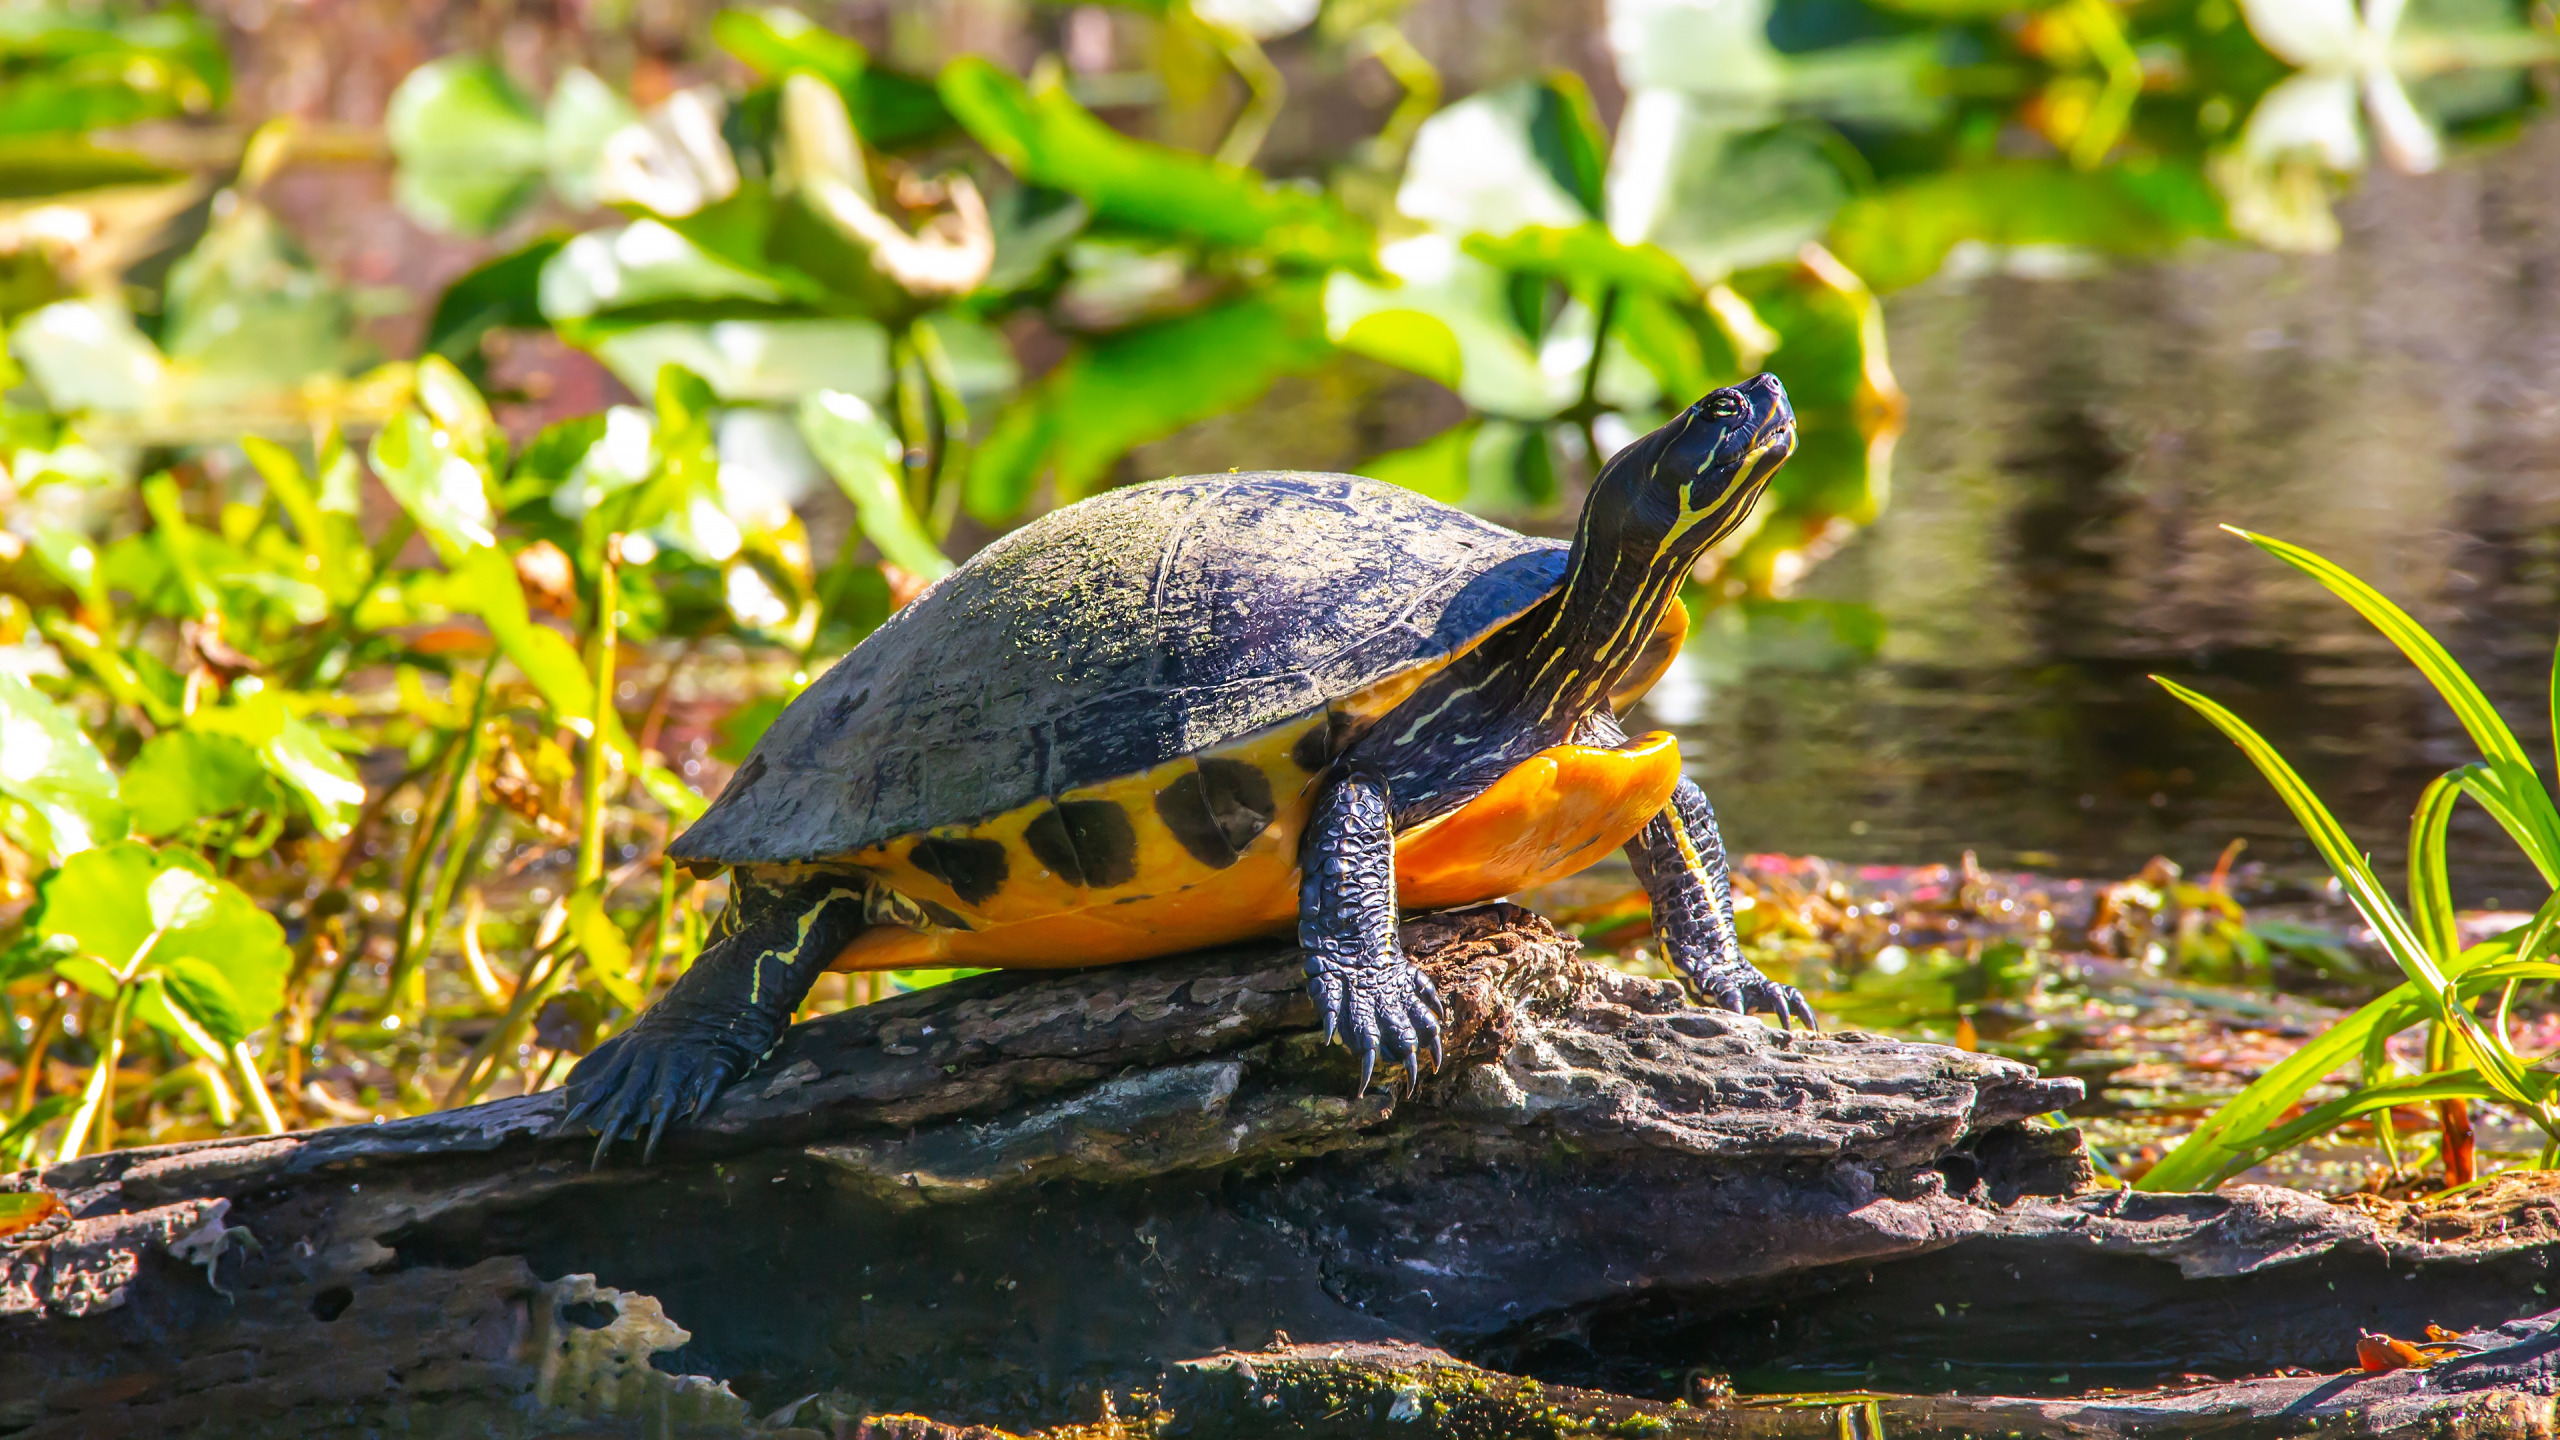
[1309,960,1446,1095]
[1689,961,1818,1030]
[557,1022,753,1164]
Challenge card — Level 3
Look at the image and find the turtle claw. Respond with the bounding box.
[1309,961,1445,1096]
[558,1021,745,1165]
[1689,962,1817,1032]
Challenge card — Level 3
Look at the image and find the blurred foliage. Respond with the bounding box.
[0,0,2552,1163]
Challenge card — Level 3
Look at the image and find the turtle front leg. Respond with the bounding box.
[1626,776,1816,1029]
[561,870,870,1161]
[1299,767,1445,1094]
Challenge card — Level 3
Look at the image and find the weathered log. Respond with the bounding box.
[4,906,2557,1439]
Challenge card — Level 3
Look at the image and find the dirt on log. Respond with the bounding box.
[7,905,2560,1439]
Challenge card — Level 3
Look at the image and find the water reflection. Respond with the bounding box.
[1645,115,2560,899]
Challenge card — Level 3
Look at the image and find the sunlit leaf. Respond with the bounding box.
[120,730,268,837]
[10,295,165,413]
[386,55,549,235]
[1398,77,1601,236]
[968,281,1335,519]
[797,390,951,579]
[713,7,954,149]
[187,693,366,839]
[34,841,290,1046]
[543,68,638,211]
[159,200,371,397]
[0,669,126,856]
[2230,525,2560,882]
[938,58,1367,268]
[1607,101,1849,283]
[1826,161,2227,293]
[1357,421,1475,505]
[370,408,498,558]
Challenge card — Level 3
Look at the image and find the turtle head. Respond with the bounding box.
[1596,373,1795,566]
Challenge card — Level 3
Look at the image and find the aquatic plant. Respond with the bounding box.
[2137,530,2560,1192]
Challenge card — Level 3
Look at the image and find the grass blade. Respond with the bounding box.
[2203,1068,2522,1189]
[2141,677,2540,1181]
[2410,770,2464,968]
[2231,526,2560,878]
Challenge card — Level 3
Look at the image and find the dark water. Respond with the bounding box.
[1634,118,2560,903]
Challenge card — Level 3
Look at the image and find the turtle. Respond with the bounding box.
[563,373,1813,1155]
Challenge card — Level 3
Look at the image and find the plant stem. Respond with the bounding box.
[1571,285,1623,474]
[911,320,972,542]
[57,984,133,1164]
[378,655,497,1017]
[288,513,416,689]
[231,1040,284,1134]
[577,538,623,891]
[441,934,575,1108]
[12,990,63,1114]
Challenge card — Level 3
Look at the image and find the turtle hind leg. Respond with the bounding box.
[560,869,872,1162]
[1625,773,1816,1029]
[1299,766,1445,1094]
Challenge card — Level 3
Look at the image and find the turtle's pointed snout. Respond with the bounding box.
[1733,371,1793,440]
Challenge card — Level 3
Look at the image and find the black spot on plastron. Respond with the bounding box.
[909,836,1009,905]
[1291,720,1332,773]
[1155,760,1275,869]
[1023,808,1085,886]
[1060,799,1138,888]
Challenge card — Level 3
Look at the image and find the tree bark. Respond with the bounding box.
[5,906,2559,1438]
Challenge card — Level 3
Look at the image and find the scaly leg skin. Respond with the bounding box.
[1299,767,1445,1094]
[560,869,871,1162]
[1626,775,1817,1029]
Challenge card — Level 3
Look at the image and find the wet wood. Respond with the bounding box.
[2,906,2555,1438]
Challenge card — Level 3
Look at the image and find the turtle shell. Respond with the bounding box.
[672,471,1571,871]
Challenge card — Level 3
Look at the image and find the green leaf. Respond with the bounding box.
[2410,768,2465,967]
[421,237,568,364]
[797,390,950,579]
[938,58,1366,268]
[158,200,371,396]
[10,295,165,413]
[187,693,366,839]
[34,842,290,1046]
[386,55,549,235]
[967,282,1336,519]
[1826,161,2227,293]
[543,68,638,210]
[369,407,498,559]
[1607,111,1850,284]
[1397,78,1599,236]
[1461,224,1697,299]
[715,7,867,89]
[0,670,126,857]
[1357,420,1477,504]
[2204,1068,2525,1187]
[119,730,267,837]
